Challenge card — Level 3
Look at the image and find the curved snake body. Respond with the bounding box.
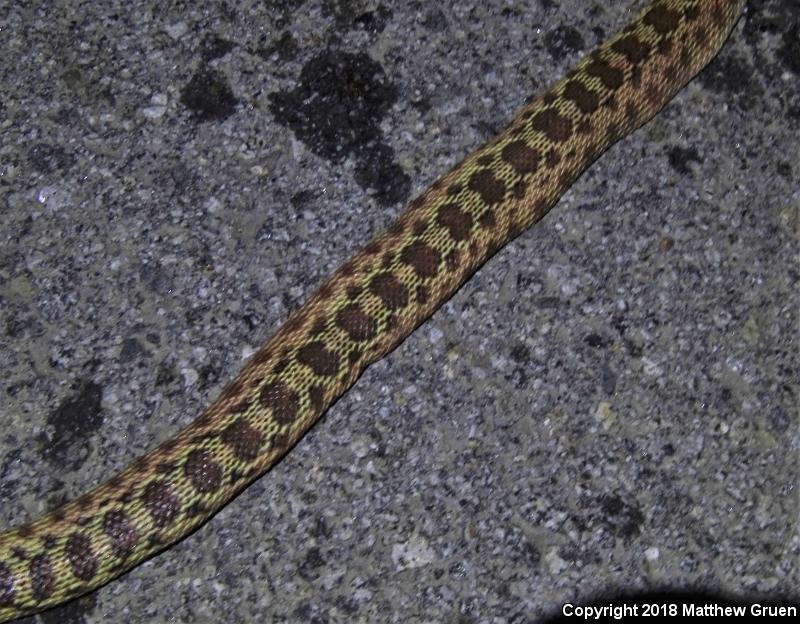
[0,1,745,619]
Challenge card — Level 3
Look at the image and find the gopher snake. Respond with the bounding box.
[0,1,745,620]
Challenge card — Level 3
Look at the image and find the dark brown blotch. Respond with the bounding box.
[611,34,651,65]
[271,356,291,377]
[541,92,558,106]
[478,209,496,229]
[369,272,409,310]
[436,203,473,241]
[408,193,428,211]
[308,385,325,414]
[270,432,291,452]
[338,258,357,277]
[29,553,55,601]
[221,418,263,462]
[103,510,139,559]
[509,123,527,138]
[606,122,622,144]
[467,169,506,204]
[10,547,27,561]
[310,316,327,336]
[259,381,300,424]
[679,46,694,70]
[141,481,181,528]
[657,37,674,56]
[347,348,361,367]
[692,25,708,46]
[363,240,382,255]
[65,532,97,581]
[501,140,541,175]
[477,153,495,167]
[545,149,561,168]
[412,218,428,237]
[42,534,58,551]
[643,5,681,35]
[562,80,600,114]
[580,145,597,169]
[625,102,639,124]
[17,525,35,539]
[445,249,461,271]
[505,217,527,241]
[661,61,677,86]
[184,502,208,518]
[335,303,378,342]
[530,108,573,143]
[297,341,341,377]
[585,57,624,90]
[400,240,441,279]
[683,5,700,21]
[184,449,223,494]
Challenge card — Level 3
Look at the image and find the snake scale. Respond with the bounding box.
[0,0,746,620]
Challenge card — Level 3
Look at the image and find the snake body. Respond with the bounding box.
[0,1,745,619]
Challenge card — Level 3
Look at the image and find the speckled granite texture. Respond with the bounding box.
[0,0,797,622]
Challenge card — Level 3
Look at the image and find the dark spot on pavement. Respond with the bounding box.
[180,69,238,122]
[39,381,104,471]
[268,50,410,206]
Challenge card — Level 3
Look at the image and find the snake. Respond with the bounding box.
[0,0,746,620]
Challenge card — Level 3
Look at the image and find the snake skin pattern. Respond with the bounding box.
[0,0,745,619]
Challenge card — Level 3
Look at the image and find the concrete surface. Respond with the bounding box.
[0,0,797,622]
